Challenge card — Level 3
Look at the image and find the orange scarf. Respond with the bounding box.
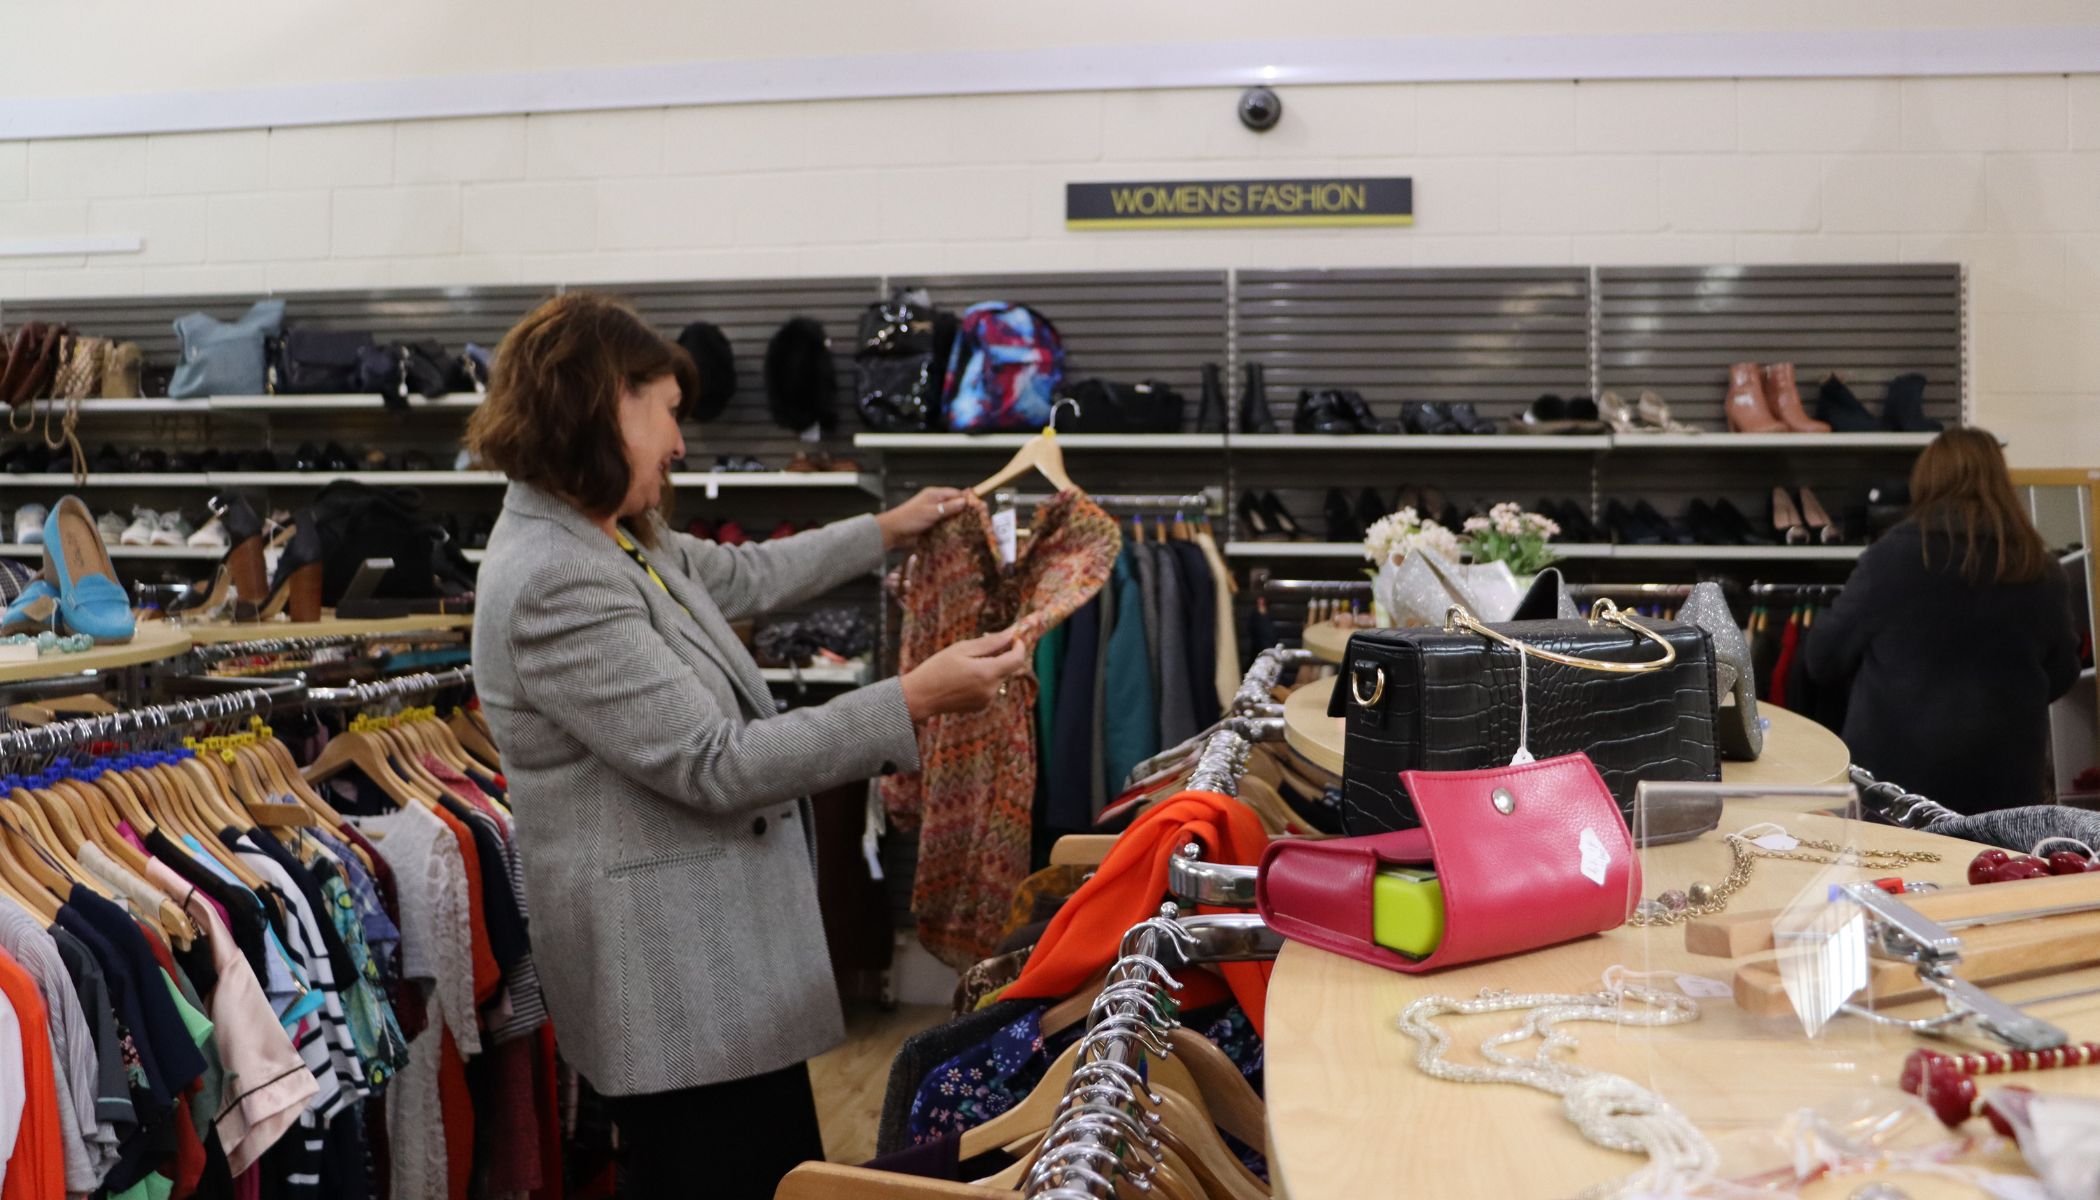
[1003,791,1272,1034]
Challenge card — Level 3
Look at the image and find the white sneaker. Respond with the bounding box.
[97,511,127,545]
[187,516,228,551]
[121,507,159,546]
[152,511,192,547]
[14,505,47,547]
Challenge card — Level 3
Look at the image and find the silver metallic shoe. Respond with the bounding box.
[1680,582,1762,760]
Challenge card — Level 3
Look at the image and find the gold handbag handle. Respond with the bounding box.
[1442,597,1677,674]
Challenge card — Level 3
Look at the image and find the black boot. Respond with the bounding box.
[1294,389,1357,435]
[1196,363,1225,434]
[1815,373,1878,433]
[1240,363,1278,434]
[1881,372,1942,432]
[1355,487,1389,533]
[1336,389,1400,434]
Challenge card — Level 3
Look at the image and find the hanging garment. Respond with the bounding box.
[0,946,63,1200]
[1131,539,1164,706]
[1769,610,1803,708]
[1087,553,1118,822]
[1193,529,1242,713]
[1002,791,1272,1033]
[1044,597,1102,837]
[1152,543,1198,749]
[1032,624,1066,761]
[1169,538,1222,730]
[883,490,1118,967]
[1101,547,1158,798]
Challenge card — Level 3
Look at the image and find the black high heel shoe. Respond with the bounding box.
[1712,498,1775,545]
[1634,499,1694,545]
[1604,499,1663,546]
[172,492,267,616]
[257,512,324,623]
[1237,490,1279,540]
[1258,491,1306,540]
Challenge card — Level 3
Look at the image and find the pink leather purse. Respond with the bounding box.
[1256,753,1641,972]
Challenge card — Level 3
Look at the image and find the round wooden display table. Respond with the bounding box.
[1300,620,1355,665]
[1282,674,1849,788]
[0,623,191,683]
[183,612,473,645]
[1262,806,2087,1199]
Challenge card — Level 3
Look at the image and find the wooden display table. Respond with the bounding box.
[1301,619,1355,665]
[182,612,473,644]
[1282,674,1850,788]
[0,623,191,683]
[1263,804,2084,1198]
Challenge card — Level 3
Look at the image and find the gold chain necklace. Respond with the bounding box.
[1626,834,1940,927]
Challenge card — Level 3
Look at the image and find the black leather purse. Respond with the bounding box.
[1328,600,1719,834]
[269,330,374,394]
[1052,378,1185,433]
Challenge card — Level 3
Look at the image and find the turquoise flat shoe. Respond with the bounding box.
[0,578,59,636]
[44,496,135,644]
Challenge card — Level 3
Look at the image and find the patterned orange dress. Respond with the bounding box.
[882,490,1119,967]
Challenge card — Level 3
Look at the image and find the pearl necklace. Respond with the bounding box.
[1397,982,1714,1198]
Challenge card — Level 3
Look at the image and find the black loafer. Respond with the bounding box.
[1293,389,1358,435]
[1336,389,1400,435]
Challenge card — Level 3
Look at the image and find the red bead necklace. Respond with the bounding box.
[1901,1044,2100,1130]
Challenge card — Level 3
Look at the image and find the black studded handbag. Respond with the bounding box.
[1329,600,1720,834]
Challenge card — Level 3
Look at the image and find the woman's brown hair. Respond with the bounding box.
[1908,427,2050,584]
[465,292,696,542]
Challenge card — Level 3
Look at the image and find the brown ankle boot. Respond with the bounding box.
[1724,362,1786,433]
[1760,363,1830,433]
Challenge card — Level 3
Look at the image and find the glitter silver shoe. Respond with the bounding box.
[1680,582,1762,760]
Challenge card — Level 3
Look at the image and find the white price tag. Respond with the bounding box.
[1751,834,1799,852]
[991,507,1018,565]
[1579,827,1609,886]
[1675,974,1733,999]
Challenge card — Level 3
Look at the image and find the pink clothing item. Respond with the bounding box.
[116,821,148,855]
[144,857,317,1173]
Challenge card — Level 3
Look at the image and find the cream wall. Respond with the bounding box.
[2,77,2099,463]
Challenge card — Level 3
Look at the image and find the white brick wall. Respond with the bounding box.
[2,76,2099,463]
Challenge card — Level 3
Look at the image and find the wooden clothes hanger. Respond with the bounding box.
[775,1164,1002,1199]
[447,709,501,771]
[971,424,1079,499]
[305,722,436,808]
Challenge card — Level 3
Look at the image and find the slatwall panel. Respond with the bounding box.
[892,271,1230,407]
[1235,267,1593,430]
[1596,264,1964,432]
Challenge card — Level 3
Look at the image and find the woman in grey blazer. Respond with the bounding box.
[466,293,1026,1197]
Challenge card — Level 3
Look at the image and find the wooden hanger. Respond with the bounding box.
[0,820,62,921]
[972,427,1077,498]
[0,804,77,903]
[305,723,435,808]
[252,731,349,827]
[1148,1084,1268,1200]
[775,1164,1001,1199]
[447,709,501,772]
[955,1030,1210,1163]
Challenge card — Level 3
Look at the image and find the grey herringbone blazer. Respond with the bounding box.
[471,482,919,1096]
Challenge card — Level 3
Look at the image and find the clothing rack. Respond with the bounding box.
[304,666,473,708]
[1567,582,1696,599]
[0,676,306,758]
[1258,577,1370,597]
[1748,582,1845,599]
[186,630,461,666]
[998,490,1222,515]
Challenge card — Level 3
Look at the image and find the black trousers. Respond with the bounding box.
[607,1060,825,1198]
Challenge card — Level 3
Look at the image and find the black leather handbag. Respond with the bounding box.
[356,340,462,410]
[269,330,374,394]
[1053,378,1184,433]
[1328,601,1719,834]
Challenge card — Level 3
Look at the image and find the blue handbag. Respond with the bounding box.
[169,299,285,399]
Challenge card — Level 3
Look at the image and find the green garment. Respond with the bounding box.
[1034,623,1067,751]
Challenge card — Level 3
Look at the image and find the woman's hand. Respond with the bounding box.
[901,628,1030,722]
[877,486,970,551]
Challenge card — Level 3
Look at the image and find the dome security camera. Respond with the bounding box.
[1238,86,1283,132]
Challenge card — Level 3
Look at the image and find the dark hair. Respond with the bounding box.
[466,292,696,545]
[1908,427,2050,584]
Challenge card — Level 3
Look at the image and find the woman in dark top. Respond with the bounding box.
[1809,428,2082,812]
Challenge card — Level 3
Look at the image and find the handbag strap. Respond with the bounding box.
[1444,597,1678,674]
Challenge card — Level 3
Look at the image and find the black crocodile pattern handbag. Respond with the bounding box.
[1327,602,1720,835]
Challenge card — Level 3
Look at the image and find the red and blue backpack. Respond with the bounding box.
[941,302,1064,433]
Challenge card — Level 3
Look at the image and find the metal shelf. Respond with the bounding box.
[852,433,1227,450]
[1229,433,1610,451]
[0,543,219,559]
[1606,432,1937,450]
[208,393,484,412]
[0,474,211,487]
[756,663,870,687]
[1609,544,1865,561]
[1221,541,1855,562]
[24,398,199,416]
[206,471,507,487]
[670,471,879,496]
